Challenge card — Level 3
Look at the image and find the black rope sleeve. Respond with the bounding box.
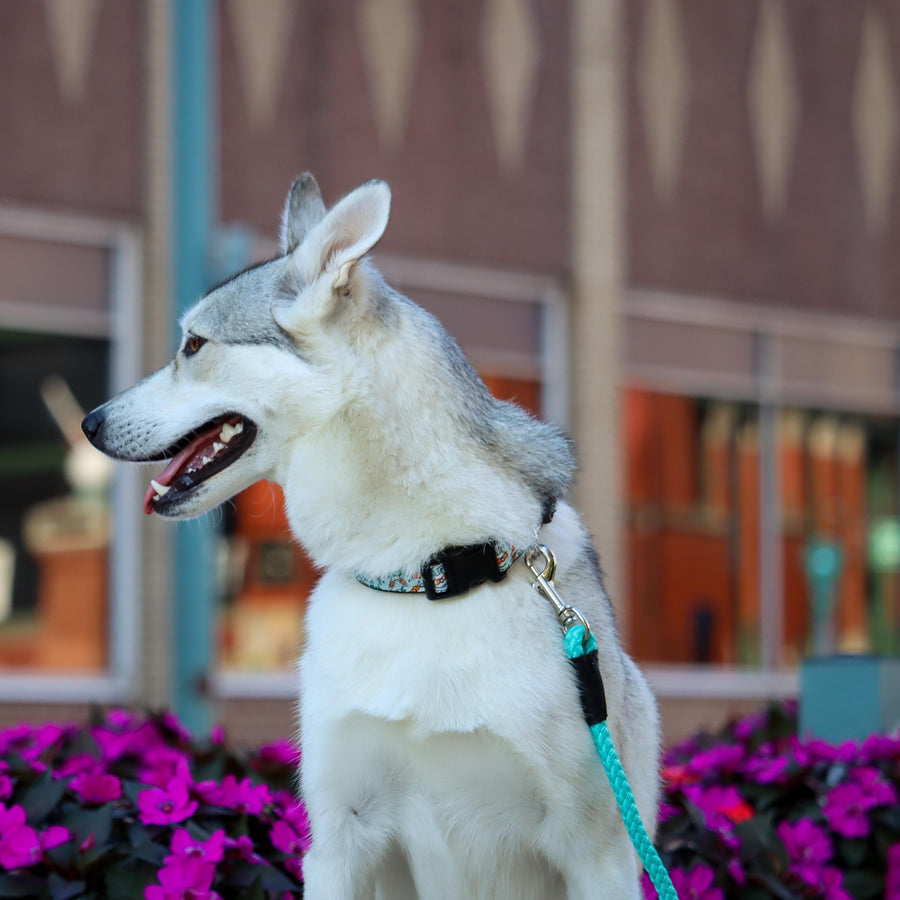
[569,649,608,726]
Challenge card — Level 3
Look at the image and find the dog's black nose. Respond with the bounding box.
[81,408,105,445]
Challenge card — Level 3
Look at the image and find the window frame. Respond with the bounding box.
[0,205,142,702]
[628,288,900,697]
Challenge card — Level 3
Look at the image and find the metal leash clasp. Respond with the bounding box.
[525,544,592,648]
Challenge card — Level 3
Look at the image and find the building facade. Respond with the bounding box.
[0,0,897,744]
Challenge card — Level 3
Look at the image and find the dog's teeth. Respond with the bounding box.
[150,479,170,497]
[220,421,243,443]
[201,455,213,465]
[213,442,225,454]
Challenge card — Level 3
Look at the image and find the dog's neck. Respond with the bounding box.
[277,407,544,578]
[273,361,543,576]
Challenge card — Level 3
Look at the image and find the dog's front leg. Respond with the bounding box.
[301,803,395,900]
[300,714,411,900]
[555,834,642,900]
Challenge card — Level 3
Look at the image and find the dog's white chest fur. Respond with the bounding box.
[298,505,654,900]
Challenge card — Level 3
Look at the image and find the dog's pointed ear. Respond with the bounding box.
[280,173,327,255]
[293,180,391,292]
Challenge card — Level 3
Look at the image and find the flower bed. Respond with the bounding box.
[648,701,900,900]
[0,709,308,899]
[0,703,897,899]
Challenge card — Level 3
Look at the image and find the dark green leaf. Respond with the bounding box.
[102,860,159,897]
[47,874,86,900]
[21,776,67,826]
[192,753,226,783]
[185,820,214,841]
[44,840,77,869]
[60,806,114,847]
[256,862,301,892]
[227,861,262,889]
[121,780,146,806]
[239,874,266,900]
[126,820,151,847]
[876,803,900,831]
[734,886,777,900]
[838,837,869,868]
[79,844,118,872]
[0,873,46,898]
[128,839,167,866]
[842,869,886,899]
[747,873,800,900]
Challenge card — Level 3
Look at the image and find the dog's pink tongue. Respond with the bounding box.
[142,426,220,515]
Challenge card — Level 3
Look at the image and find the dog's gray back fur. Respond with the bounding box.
[384,283,575,519]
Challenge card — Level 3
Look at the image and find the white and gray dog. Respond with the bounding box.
[83,175,660,899]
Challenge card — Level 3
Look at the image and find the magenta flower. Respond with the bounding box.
[137,748,192,789]
[0,725,32,757]
[281,799,310,839]
[725,856,745,886]
[255,739,300,767]
[861,733,900,762]
[71,771,122,805]
[165,828,226,866]
[271,820,311,856]
[197,775,271,815]
[740,743,789,784]
[158,712,192,743]
[851,765,898,806]
[788,735,858,768]
[56,754,102,778]
[270,819,309,880]
[224,834,263,864]
[0,804,40,870]
[887,842,900,900]
[684,784,753,833]
[733,710,767,741]
[670,863,723,900]
[138,778,198,826]
[92,727,135,763]
[39,825,71,853]
[145,856,220,900]
[822,782,875,838]
[7,723,67,763]
[658,802,680,823]
[105,709,140,730]
[777,818,833,885]
[687,744,743,774]
[0,775,12,802]
[817,866,854,900]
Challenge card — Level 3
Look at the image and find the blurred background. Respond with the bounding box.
[0,0,897,745]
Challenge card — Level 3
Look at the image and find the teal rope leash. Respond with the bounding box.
[525,545,678,900]
[563,626,678,900]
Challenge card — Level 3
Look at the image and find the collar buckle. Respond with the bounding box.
[422,543,505,600]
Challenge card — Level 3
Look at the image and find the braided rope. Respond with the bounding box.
[563,626,679,900]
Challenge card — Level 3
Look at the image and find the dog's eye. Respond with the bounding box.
[184,335,206,356]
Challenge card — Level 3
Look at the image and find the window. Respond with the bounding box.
[626,290,900,695]
[626,391,900,668]
[0,208,140,698]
